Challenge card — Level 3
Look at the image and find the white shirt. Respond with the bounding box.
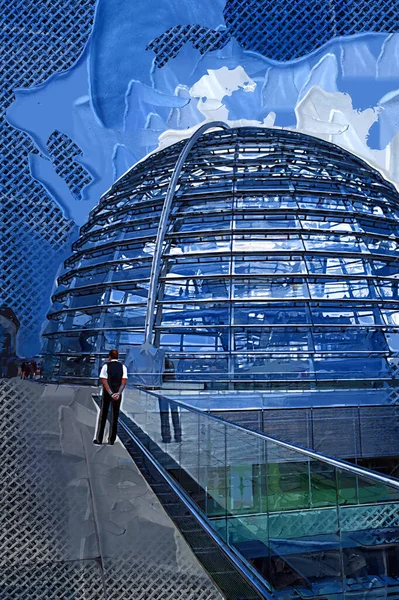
[100,359,128,379]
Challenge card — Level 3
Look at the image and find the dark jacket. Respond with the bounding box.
[105,361,124,393]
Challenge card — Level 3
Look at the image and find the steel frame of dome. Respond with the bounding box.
[42,125,399,388]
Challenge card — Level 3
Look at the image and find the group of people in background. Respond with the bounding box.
[20,359,39,380]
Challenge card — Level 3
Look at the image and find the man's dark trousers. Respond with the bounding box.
[96,390,121,444]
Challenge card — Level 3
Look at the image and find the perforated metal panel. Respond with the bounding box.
[0,380,223,600]
[341,502,399,532]
[146,0,399,66]
[47,130,93,201]
[223,0,335,60]
[2,0,95,354]
[312,407,361,458]
[262,409,313,451]
[147,25,229,68]
[360,405,399,458]
[0,379,73,566]
[0,561,106,600]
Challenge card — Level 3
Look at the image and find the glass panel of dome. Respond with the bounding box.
[233,216,299,230]
[176,356,229,379]
[303,233,367,252]
[55,332,98,353]
[119,304,146,316]
[160,306,229,327]
[102,330,143,349]
[78,237,110,250]
[232,306,310,325]
[99,310,141,328]
[375,281,399,299]
[312,307,380,325]
[163,279,229,300]
[233,235,304,252]
[306,257,368,275]
[371,259,399,276]
[233,279,309,299]
[297,195,347,210]
[43,320,62,336]
[354,199,384,215]
[314,357,388,379]
[313,330,386,353]
[365,237,399,255]
[381,309,399,325]
[67,312,98,328]
[236,195,296,209]
[177,197,234,213]
[119,332,144,345]
[109,289,125,304]
[168,238,231,256]
[302,219,359,233]
[174,218,231,233]
[71,252,115,268]
[358,220,398,237]
[309,280,372,300]
[58,356,95,377]
[115,227,159,241]
[114,248,154,262]
[69,293,105,308]
[385,333,399,352]
[233,257,306,275]
[74,270,109,286]
[233,356,314,380]
[161,333,226,352]
[233,329,312,352]
[167,261,230,278]
[386,205,399,220]
[110,266,151,282]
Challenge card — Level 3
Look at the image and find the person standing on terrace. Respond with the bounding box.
[93,349,128,445]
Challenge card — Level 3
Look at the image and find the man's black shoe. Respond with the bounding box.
[107,441,115,445]
[93,439,102,445]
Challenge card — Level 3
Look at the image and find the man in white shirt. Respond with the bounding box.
[93,349,128,445]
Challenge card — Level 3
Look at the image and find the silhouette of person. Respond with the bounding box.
[29,359,37,379]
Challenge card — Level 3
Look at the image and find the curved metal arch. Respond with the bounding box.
[143,121,230,346]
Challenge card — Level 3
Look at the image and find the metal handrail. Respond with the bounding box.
[135,385,399,491]
[118,417,274,600]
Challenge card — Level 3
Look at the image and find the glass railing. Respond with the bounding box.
[121,385,399,599]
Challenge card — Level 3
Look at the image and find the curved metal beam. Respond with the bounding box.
[143,121,230,346]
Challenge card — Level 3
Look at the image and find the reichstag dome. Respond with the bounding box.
[42,124,399,388]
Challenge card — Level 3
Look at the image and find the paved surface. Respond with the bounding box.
[0,378,223,600]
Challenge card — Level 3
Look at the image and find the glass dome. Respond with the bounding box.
[42,126,399,388]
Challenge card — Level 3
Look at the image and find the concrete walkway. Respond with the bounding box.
[0,379,223,600]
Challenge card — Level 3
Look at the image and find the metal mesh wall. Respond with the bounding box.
[216,404,399,460]
[1,0,96,355]
[146,0,399,66]
[0,379,222,600]
[46,131,93,201]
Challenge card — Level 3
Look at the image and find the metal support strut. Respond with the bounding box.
[143,121,230,347]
